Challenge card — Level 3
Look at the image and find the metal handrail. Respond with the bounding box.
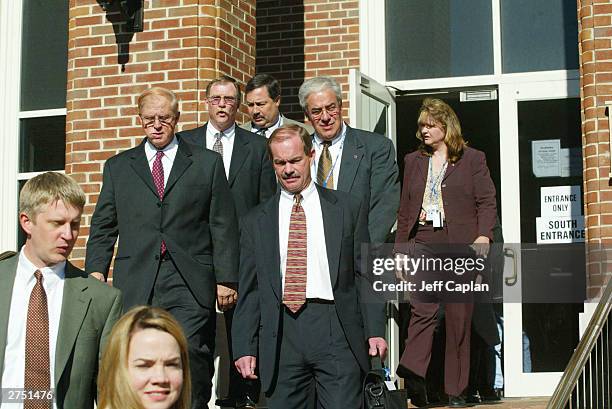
[547,277,612,408]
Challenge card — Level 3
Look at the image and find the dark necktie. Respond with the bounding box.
[257,128,267,137]
[317,141,334,189]
[152,151,167,254]
[283,194,307,313]
[24,270,51,409]
[213,132,224,156]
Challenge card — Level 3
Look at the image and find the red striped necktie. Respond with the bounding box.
[283,193,307,313]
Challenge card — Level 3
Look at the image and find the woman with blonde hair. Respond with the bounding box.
[395,98,497,407]
[98,306,191,409]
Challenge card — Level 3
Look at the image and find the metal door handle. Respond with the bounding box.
[504,247,518,286]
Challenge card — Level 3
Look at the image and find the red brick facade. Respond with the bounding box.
[577,0,612,297]
[66,0,256,265]
[256,0,359,122]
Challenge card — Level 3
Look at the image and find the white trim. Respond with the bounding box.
[386,70,580,93]
[348,69,360,126]
[358,0,386,82]
[0,0,23,252]
[19,108,67,119]
[492,0,502,74]
[17,170,65,181]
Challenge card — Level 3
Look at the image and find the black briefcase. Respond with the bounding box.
[363,358,407,409]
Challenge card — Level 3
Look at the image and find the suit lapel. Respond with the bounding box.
[195,124,207,147]
[416,153,429,182]
[337,126,364,191]
[228,128,249,187]
[164,137,193,195]
[0,255,18,379]
[55,263,91,387]
[318,187,342,286]
[130,139,159,197]
[442,159,458,181]
[260,194,282,300]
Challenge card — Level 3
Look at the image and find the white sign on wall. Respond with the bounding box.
[540,185,581,217]
[536,216,585,244]
[532,139,560,177]
[537,185,584,244]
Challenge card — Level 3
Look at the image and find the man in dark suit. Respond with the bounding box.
[0,172,122,409]
[85,87,239,408]
[240,73,314,137]
[298,76,400,245]
[232,125,388,409]
[179,76,277,408]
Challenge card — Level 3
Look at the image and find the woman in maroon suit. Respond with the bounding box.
[394,98,497,408]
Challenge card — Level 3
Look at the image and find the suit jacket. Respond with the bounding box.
[85,136,239,310]
[231,186,386,392]
[178,123,277,220]
[394,146,497,254]
[334,126,400,244]
[239,114,315,135]
[0,253,122,409]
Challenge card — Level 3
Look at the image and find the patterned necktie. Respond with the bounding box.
[257,128,267,137]
[152,151,167,254]
[24,270,51,409]
[283,194,307,314]
[213,132,224,156]
[317,141,334,189]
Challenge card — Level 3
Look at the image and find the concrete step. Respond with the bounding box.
[408,397,550,409]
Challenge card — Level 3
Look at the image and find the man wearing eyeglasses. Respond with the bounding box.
[86,87,240,409]
[298,76,400,246]
[179,76,276,409]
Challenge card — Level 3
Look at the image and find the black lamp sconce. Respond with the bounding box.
[100,0,144,32]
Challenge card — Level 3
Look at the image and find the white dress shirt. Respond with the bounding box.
[279,181,334,300]
[1,249,66,409]
[250,114,282,138]
[206,123,235,178]
[312,122,347,189]
[144,135,179,188]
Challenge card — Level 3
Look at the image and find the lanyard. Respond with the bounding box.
[427,157,448,207]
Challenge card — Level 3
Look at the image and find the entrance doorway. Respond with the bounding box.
[350,70,586,397]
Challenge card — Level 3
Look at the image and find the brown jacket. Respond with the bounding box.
[395,146,497,253]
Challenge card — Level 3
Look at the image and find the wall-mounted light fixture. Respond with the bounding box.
[99,0,144,32]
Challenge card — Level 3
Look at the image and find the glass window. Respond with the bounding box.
[385,0,494,81]
[19,116,66,173]
[20,0,69,111]
[501,0,579,73]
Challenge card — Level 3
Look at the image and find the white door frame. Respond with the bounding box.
[0,0,23,252]
[499,78,581,397]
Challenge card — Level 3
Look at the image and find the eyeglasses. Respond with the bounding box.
[308,104,340,120]
[140,115,175,128]
[208,96,237,106]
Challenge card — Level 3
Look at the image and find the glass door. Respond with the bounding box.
[348,69,400,375]
[499,78,584,397]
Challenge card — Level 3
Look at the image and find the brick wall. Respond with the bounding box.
[66,0,255,267]
[577,0,612,297]
[256,0,359,122]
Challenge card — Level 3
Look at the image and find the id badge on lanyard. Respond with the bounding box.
[426,158,446,228]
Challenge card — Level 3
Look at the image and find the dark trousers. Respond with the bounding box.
[150,257,215,409]
[224,306,261,401]
[401,302,473,397]
[266,301,362,409]
[467,329,496,395]
[399,224,473,397]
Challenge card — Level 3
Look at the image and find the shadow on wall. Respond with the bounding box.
[96,0,144,70]
[255,1,306,121]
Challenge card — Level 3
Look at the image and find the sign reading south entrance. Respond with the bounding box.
[537,185,584,244]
